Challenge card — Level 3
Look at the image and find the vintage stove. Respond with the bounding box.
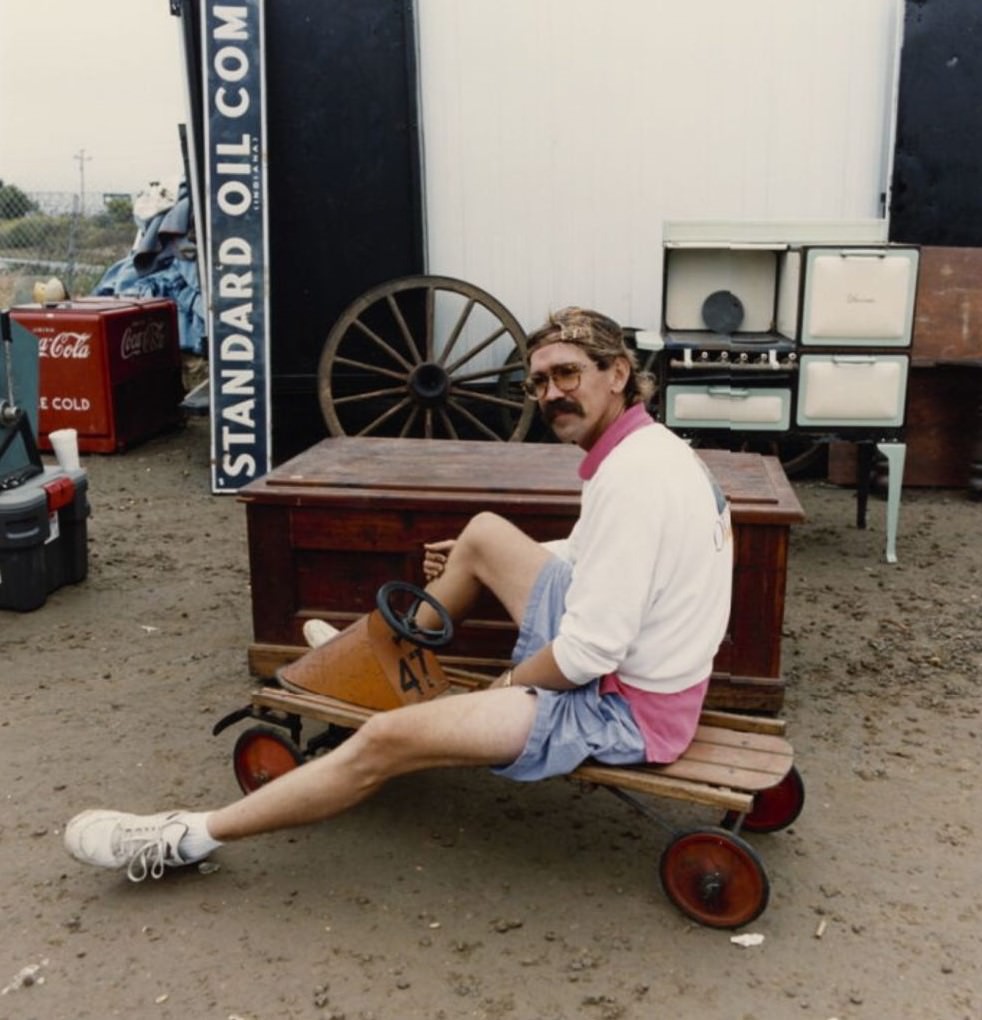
[644,222,920,563]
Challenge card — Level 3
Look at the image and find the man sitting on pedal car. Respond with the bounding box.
[65,307,733,882]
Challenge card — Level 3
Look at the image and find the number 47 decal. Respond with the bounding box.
[398,647,439,696]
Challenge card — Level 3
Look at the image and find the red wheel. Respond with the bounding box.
[659,827,770,929]
[723,765,806,834]
[232,726,303,794]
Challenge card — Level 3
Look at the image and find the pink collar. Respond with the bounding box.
[579,403,655,480]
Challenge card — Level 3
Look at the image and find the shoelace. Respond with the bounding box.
[122,823,186,882]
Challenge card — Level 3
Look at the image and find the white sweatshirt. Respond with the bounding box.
[549,408,733,694]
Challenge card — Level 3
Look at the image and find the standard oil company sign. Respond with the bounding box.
[201,0,271,491]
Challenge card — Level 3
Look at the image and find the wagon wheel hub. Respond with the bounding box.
[408,362,451,405]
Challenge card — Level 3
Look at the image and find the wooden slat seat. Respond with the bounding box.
[573,722,793,814]
[248,685,794,817]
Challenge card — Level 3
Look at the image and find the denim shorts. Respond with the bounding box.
[492,556,646,782]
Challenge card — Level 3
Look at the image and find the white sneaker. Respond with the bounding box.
[64,809,197,882]
[303,619,340,648]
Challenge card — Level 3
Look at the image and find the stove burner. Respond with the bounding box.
[701,290,745,334]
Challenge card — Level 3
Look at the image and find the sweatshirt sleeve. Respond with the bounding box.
[551,456,662,684]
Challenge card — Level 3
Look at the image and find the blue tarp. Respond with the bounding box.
[92,179,206,354]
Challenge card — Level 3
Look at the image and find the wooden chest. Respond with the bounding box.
[240,438,804,711]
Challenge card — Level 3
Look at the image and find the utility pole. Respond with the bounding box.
[74,148,92,215]
[68,148,91,293]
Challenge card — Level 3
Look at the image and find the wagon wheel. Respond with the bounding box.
[318,275,535,441]
[659,827,770,929]
[756,436,826,478]
[232,725,304,794]
[688,434,826,480]
[723,764,806,834]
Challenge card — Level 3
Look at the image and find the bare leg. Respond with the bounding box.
[417,512,551,628]
[64,515,556,876]
[207,686,538,841]
[211,517,550,842]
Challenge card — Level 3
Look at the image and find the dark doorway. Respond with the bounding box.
[891,0,982,245]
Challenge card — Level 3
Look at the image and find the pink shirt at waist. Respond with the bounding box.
[599,673,709,763]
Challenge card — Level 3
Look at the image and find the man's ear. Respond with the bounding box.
[610,355,631,394]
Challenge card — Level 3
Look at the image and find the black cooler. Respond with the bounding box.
[0,466,89,611]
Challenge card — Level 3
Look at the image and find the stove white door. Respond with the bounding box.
[796,354,908,427]
[800,247,919,347]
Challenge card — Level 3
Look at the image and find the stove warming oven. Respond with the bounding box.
[644,223,919,562]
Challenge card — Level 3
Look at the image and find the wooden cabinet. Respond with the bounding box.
[240,438,804,711]
[699,450,805,709]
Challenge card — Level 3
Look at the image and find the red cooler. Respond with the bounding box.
[11,298,184,453]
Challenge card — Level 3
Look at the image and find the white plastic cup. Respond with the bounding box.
[48,428,81,471]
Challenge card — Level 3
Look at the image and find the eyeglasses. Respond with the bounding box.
[522,362,592,400]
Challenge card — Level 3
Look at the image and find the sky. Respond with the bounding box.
[0,0,187,199]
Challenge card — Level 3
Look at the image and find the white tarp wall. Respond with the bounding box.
[415,0,904,335]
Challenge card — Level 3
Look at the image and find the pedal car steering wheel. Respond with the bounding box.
[376,581,454,650]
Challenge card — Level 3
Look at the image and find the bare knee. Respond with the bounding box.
[424,512,542,627]
[347,712,416,781]
[453,512,516,570]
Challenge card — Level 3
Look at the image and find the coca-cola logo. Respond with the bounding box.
[38,332,91,359]
[120,320,168,360]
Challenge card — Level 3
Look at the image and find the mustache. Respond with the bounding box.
[543,398,584,422]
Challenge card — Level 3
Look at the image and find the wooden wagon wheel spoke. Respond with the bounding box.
[318,275,534,441]
[436,298,476,366]
[447,385,526,412]
[398,407,421,438]
[355,396,415,437]
[436,407,460,439]
[442,397,508,441]
[332,355,409,382]
[351,316,417,373]
[450,363,524,386]
[385,293,424,366]
[425,285,436,361]
[443,325,509,376]
[332,384,407,406]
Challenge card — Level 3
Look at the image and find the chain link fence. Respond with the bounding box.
[0,188,136,308]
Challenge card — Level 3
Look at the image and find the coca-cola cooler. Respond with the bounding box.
[10,298,184,453]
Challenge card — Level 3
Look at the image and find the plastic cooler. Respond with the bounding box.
[9,298,183,453]
[0,467,89,611]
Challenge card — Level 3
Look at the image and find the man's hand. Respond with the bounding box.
[422,539,456,581]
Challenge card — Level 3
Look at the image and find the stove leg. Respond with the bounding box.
[875,441,906,564]
[855,442,875,529]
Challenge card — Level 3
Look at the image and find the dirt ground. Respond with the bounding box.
[1,416,979,1020]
